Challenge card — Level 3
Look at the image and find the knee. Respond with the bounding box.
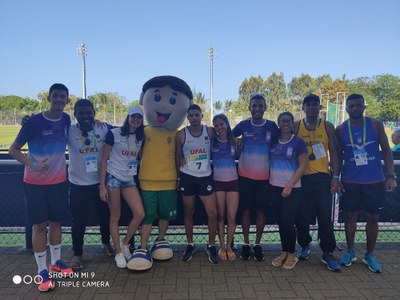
[33,223,47,233]
[109,214,120,225]
[135,210,145,222]
[207,209,218,220]
[184,207,195,217]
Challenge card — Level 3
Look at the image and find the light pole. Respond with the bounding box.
[336,92,346,124]
[77,43,87,99]
[208,46,217,122]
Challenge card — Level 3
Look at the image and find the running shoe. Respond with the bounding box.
[115,253,127,268]
[121,241,132,261]
[321,253,341,272]
[340,249,357,267]
[206,245,218,264]
[49,260,73,276]
[102,243,115,257]
[363,252,382,273]
[296,245,310,260]
[182,244,195,262]
[37,269,55,292]
[240,244,251,260]
[253,244,265,261]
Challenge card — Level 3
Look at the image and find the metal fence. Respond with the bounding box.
[1,153,399,249]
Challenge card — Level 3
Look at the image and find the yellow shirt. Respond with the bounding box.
[139,126,177,190]
[297,119,329,175]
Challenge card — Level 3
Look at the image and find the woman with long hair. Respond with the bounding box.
[99,106,145,268]
[269,112,307,269]
[211,114,239,260]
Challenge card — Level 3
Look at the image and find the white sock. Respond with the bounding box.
[50,244,61,265]
[34,250,47,273]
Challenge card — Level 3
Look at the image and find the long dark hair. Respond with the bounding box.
[120,115,144,141]
[212,113,235,146]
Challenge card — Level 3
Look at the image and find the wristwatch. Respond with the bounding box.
[386,174,397,179]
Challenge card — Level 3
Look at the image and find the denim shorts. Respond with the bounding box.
[106,173,136,188]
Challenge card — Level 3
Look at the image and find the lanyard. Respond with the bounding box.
[126,134,140,155]
[347,117,366,149]
[79,125,97,149]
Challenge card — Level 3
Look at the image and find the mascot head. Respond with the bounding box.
[140,75,193,130]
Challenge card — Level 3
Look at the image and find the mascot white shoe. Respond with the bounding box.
[127,249,153,271]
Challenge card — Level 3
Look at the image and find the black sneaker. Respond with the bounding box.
[206,245,218,264]
[253,244,265,261]
[240,245,251,260]
[182,244,195,261]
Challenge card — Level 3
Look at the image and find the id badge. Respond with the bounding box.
[353,149,368,166]
[128,160,138,175]
[312,143,326,159]
[85,156,98,173]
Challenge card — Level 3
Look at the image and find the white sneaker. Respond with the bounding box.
[120,241,131,261]
[115,253,127,268]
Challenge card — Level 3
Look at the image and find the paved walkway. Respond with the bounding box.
[1,243,400,300]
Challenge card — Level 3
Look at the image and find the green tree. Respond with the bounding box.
[288,74,316,106]
[264,72,287,112]
[372,74,400,121]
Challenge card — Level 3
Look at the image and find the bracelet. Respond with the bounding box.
[31,162,37,170]
[177,178,180,180]
[332,175,340,180]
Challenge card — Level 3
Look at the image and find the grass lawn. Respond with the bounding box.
[0,125,21,149]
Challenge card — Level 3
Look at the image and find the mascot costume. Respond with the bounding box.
[127,76,193,271]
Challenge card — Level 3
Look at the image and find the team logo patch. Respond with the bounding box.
[286,147,293,157]
[167,137,172,144]
[207,185,212,191]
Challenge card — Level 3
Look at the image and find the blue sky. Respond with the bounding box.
[1,0,399,106]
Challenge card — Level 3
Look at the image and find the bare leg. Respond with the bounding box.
[182,195,196,244]
[344,212,358,250]
[200,193,218,246]
[365,212,379,253]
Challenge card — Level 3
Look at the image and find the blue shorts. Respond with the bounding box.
[106,173,136,189]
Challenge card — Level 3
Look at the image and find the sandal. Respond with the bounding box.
[70,257,84,271]
[218,248,227,260]
[283,256,299,270]
[272,253,287,267]
[102,243,115,257]
[226,250,236,261]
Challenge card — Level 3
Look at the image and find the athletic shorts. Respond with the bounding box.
[214,180,239,192]
[238,176,270,212]
[179,172,214,196]
[141,190,177,224]
[106,172,136,188]
[24,181,68,225]
[340,181,386,215]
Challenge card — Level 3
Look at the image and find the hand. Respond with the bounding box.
[95,119,107,128]
[281,184,292,197]
[21,114,34,127]
[337,181,345,196]
[33,158,49,174]
[386,178,397,192]
[180,158,187,167]
[99,185,109,202]
[330,179,340,194]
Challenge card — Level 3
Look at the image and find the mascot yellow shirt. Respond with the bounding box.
[139,126,177,190]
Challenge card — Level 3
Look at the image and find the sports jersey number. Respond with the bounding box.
[196,162,202,170]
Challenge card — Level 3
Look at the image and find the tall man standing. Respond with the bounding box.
[9,83,73,292]
[294,94,341,272]
[232,94,278,261]
[175,104,219,263]
[336,94,396,273]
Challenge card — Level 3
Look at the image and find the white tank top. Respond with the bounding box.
[180,125,212,177]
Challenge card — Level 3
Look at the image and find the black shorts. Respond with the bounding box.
[340,181,386,215]
[238,176,270,212]
[24,181,69,225]
[179,172,214,196]
[214,180,239,192]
